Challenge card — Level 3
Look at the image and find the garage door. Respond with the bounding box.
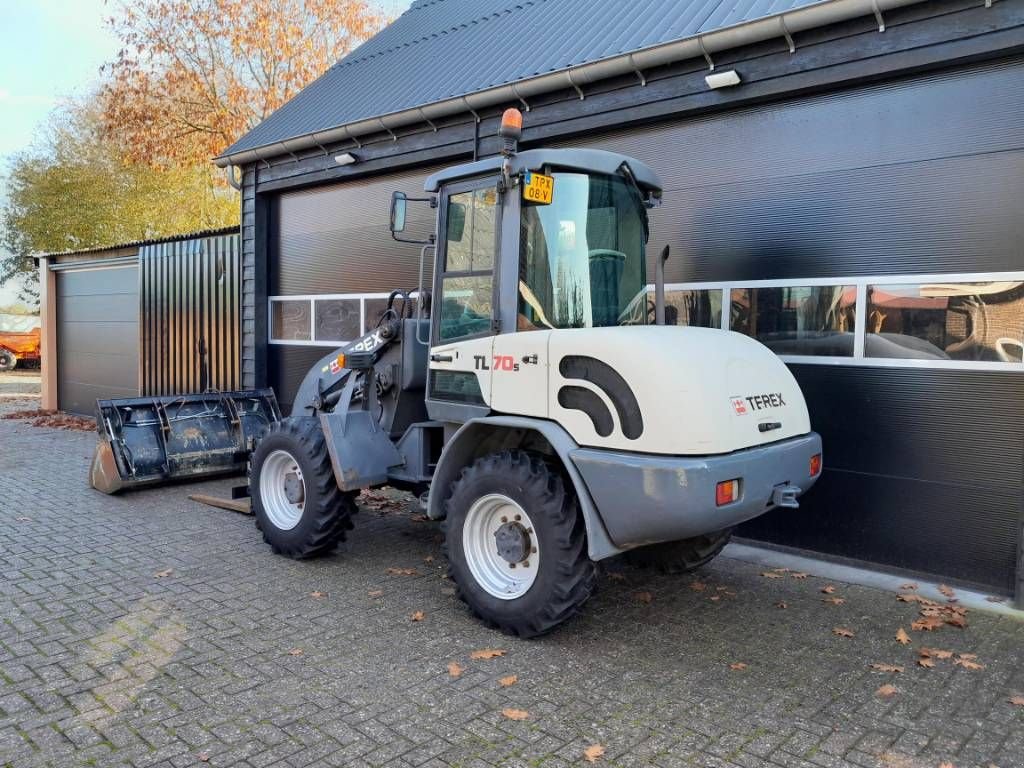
[560,56,1024,593]
[57,266,139,415]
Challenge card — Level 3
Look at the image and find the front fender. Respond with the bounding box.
[427,416,623,561]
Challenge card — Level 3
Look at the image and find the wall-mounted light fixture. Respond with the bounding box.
[334,152,358,166]
[705,70,742,90]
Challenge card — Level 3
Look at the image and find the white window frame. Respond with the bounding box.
[268,292,395,347]
[657,271,1024,372]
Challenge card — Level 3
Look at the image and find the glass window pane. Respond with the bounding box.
[518,172,647,330]
[866,281,1024,362]
[665,289,722,328]
[271,300,311,341]
[446,187,497,272]
[363,297,390,333]
[314,299,360,342]
[439,275,493,340]
[730,285,856,356]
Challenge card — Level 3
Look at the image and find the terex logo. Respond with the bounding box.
[746,393,787,410]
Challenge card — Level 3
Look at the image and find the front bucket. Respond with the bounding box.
[90,389,281,494]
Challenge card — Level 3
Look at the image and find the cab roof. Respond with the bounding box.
[423,148,663,194]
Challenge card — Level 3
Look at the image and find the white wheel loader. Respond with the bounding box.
[249,109,823,637]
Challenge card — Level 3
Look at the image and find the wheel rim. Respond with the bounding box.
[462,493,539,600]
[260,449,306,530]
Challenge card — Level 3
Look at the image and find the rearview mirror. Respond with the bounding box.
[447,202,466,242]
[389,191,408,233]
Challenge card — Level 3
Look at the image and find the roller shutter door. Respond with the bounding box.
[57,265,139,415]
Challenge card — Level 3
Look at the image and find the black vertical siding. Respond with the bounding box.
[139,233,241,395]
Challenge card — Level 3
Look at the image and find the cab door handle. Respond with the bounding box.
[430,354,453,363]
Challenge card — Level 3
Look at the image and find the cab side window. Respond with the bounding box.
[437,187,497,341]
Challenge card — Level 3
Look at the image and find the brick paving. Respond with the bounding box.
[1,377,1023,768]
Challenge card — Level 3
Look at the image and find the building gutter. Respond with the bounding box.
[214,0,928,169]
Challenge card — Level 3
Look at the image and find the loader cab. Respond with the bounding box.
[422,149,662,338]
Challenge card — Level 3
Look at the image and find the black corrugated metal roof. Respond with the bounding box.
[38,227,240,260]
[221,0,821,159]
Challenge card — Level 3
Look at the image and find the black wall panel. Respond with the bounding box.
[740,366,1024,593]
[272,163,445,296]
[268,345,328,416]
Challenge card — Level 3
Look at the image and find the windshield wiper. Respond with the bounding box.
[616,162,650,242]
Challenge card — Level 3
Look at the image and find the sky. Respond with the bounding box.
[0,0,409,308]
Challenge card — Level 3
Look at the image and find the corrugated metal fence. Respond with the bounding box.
[139,232,241,395]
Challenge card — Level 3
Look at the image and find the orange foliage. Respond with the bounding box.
[101,0,389,165]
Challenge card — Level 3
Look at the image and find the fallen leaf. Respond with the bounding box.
[583,744,606,763]
[606,572,626,582]
[870,663,904,673]
[957,652,977,660]
[790,572,809,579]
[775,601,788,609]
[498,675,518,687]
[761,572,784,579]
[773,567,791,573]
[287,648,303,656]
[833,627,855,638]
[470,649,507,660]
[634,591,653,604]
[729,662,748,671]
[985,596,1006,603]
[911,617,944,631]
[197,753,210,763]
[709,595,721,602]
[423,555,434,563]
[386,567,418,576]
[945,614,968,629]
[901,583,918,591]
[367,589,384,598]
[954,657,985,670]
[821,585,836,594]
[411,514,429,522]
[689,581,706,592]
[823,596,846,605]
[917,657,935,668]
[938,763,954,768]
[938,584,956,599]
[447,661,464,678]
[309,590,327,599]
[1009,696,1024,707]
[876,684,898,699]
[153,568,173,578]
[895,628,911,645]
[501,708,529,721]
[919,647,954,660]
[410,610,425,622]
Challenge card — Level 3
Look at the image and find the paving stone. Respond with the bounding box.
[1,382,1023,768]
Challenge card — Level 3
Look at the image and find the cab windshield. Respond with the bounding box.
[518,171,648,330]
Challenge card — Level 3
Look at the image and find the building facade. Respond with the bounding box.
[215,0,1024,602]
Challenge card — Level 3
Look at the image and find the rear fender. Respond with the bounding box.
[427,416,622,561]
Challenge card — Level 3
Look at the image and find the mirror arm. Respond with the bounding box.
[654,245,670,326]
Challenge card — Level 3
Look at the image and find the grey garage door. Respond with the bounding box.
[57,266,139,415]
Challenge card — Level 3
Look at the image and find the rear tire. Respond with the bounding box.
[625,528,734,574]
[0,350,16,372]
[249,416,356,559]
[443,451,597,638]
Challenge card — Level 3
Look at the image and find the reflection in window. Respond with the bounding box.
[439,275,492,341]
[271,300,311,341]
[314,299,360,342]
[731,286,856,356]
[665,289,722,328]
[866,281,1024,362]
[363,298,391,333]
[445,188,497,272]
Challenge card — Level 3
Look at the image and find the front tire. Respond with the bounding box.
[0,350,16,372]
[625,528,734,574]
[249,417,356,559]
[443,451,597,638]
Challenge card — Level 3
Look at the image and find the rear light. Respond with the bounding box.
[809,453,822,477]
[716,479,740,506]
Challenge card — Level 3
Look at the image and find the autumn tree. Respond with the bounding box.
[1,97,238,300]
[101,0,389,165]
